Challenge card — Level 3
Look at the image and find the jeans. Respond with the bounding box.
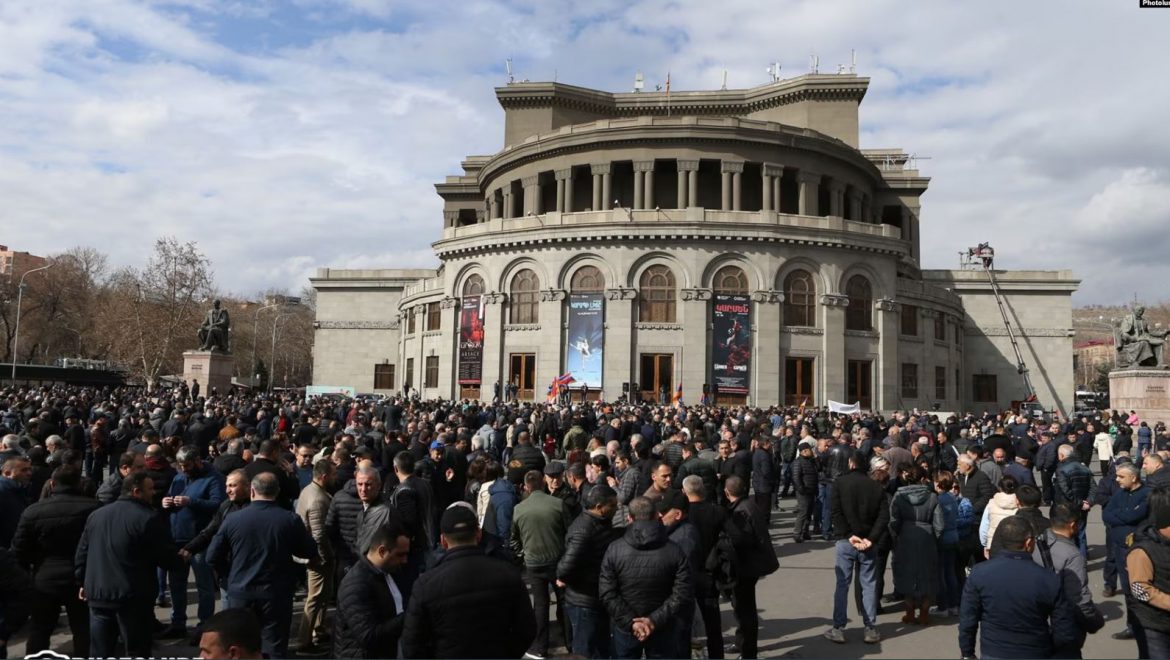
[169,552,217,628]
[1103,525,1118,590]
[525,565,568,655]
[226,596,293,660]
[27,585,89,655]
[565,603,610,659]
[611,621,684,659]
[780,460,794,496]
[1135,620,1170,659]
[1138,441,1151,461]
[732,577,759,658]
[937,546,960,610]
[834,540,877,629]
[1075,516,1089,558]
[1041,469,1055,504]
[819,482,834,537]
[90,601,154,659]
[794,492,815,537]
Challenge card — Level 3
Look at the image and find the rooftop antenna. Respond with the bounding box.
[810,54,819,74]
[721,69,728,90]
[766,61,781,83]
[505,58,514,84]
[633,72,644,93]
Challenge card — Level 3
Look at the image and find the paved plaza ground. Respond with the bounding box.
[7,496,1140,659]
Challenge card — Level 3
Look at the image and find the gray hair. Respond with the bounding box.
[45,435,63,448]
[2,434,19,450]
[471,435,484,451]
[1057,444,1075,460]
[225,439,243,455]
[175,445,200,463]
[681,475,705,499]
[1117,463,1141,480]
[355,466,381,483]
[251,472,280,497]
[957,455,975,468]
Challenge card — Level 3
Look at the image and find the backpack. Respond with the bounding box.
[705,531,739,593]
[955,495,974,533]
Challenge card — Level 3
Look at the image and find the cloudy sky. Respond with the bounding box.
[1,0,1167,303]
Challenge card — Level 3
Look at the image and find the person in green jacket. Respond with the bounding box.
[511,470,573,659]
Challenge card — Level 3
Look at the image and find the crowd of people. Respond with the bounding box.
[0,382,1168,659]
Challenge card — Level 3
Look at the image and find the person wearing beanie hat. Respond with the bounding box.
[401,501,536,659]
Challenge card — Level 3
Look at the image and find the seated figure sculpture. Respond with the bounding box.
[1117,305,1168,368]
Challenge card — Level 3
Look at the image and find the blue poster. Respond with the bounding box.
[566,293,604,388]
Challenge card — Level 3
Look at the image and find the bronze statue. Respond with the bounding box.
[197,299,231,352]
[1116,305,1168,368]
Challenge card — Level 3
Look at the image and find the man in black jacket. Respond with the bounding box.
[0,546,33,660]
[401,505,535,659]
[791,440,820,542]
[244,440,300,510]
[1053,444,1096,556]
[206,472,319,659]
[599,496,693,660]
[825,451,889,645]
[683,476,737,659]
[11,464,100,655]
[751,436,777,529]
[556,485,620,659]
[75,471,183,659]
[388,451,434,600]
[726,476,776,658]
[334,521,410,659]
[95,451,145,505]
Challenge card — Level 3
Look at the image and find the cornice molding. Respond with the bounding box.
[681,288,713,301]
[635,322,684,331]
[316,320,399,330]
[751,289,784,303]
[875,298,900,312]
[781,326,824,336]
[540,288,567,302]
[820,293,850,307]
[484,291,507,305]
[606,287,638,301]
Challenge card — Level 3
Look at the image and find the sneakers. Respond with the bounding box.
[864,627,881,644]
[523,653,546,660]
[823,627,845,644]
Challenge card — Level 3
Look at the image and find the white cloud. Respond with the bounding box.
[0,0,1165,304]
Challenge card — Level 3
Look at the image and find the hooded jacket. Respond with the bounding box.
[981,491,1021,550]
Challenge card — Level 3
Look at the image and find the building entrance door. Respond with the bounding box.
[847,360,872,410]
[639,353,673,403]
[509,353,536,400]
[785,357,815,407]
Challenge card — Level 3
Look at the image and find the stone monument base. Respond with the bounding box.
[183,350,233,396]
[1109,369,1170,423]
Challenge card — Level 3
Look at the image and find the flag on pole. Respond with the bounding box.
[672,381,683,406]
[665,71,671,116]
[548,372,576,403]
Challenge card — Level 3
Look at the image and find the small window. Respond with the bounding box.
[901,304,918,336]
[404,358,414,389]
[374,364,395,390]
[901,363,918,399]
[407,309,416,335]
[974,374,997,403]
[425,356,439,388]
[783,270,816,328]
[934,314,946,341]
[639,265,677,323]
[845,275,872,331]
[935,366,946,400]
[427,302,441,331]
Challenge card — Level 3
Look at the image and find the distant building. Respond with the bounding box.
[311,73,1079,414]
[0,244,48,279]
[1074,338,1115,389]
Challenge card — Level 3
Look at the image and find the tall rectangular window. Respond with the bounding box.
[404,358,414,389]
[901,304,918,336]
[935,366,946,400]
[934,314,946,341]
[425,356,439,388]
[901,362,918,399]
[974,374,997,403]
[427,302,441,331]
[407,309,416,335]
[374,364,395,390]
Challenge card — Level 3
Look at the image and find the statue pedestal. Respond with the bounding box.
[182,350,233,396]
[1109,369,1170,423]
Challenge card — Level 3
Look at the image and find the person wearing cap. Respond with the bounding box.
[792,439,819,543]
[512,470,573,660]
[657,489,701,643]
[545,461,581,519]
[557,485,621,659]
[402,504,535,659]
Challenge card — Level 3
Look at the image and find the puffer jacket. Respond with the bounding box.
[333,557,403,659]
[1054,457,1095,508]
[95,471,123,505]
[983,491,1020,550]
[599,520,693,632]
[325,479,363,566]
[484,478,518,541]
[11,487,101,592]
[937,491,960,546]
[675,456,718,501]
[791,454,819,495]
[557,510,622,608]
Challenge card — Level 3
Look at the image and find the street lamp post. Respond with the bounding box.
[269,311,292,394]
[250,302,280,389]
[10,262,54,382]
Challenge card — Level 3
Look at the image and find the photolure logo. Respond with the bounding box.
[1140,0,1170,7]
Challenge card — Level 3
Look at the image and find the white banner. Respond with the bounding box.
[827,400,861,415]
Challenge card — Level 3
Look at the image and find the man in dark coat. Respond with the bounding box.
[388,451,434,599]
[791,440,820,542]
[75,471,184,659]
[959,517,1080,659]
[11,464,100,655]
[0,456,32,548]
[826,451,890,646]
[334,521,410,659]
[244,440,300,510]
[206,472,319,659]
[751,435,777,529]
[96,451,145,505]
[599,496,693,659]
[557,485,620,659]
[401,505,535,659]
[1053,444,1096,556]
[0,546,34,660]
[726,476,776,658]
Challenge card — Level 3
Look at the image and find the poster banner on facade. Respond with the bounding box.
[458,295,484,384]
[712,294,751,395]
[566,293,604,388]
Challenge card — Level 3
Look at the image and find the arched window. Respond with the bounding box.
[462,274,485,297]
[509,269,539,324]
[639,265,676,323]
[783,269,816,327]
[570,265,605,293]
[845,275,873,331]
[712,265,749,295]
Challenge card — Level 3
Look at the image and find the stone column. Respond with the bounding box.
[564,171,575,213]
[761,171,773,211]
[555,169,571,213]
[633,167,645,210]
[488,194,499,220]
[751,290,784,406]
[480,292,506,401]
[475,209,485,225]
[604,287,637,399]
[680,288,710,406]
[797,171,819,216]
[503,188,514,219]
[875,298,900,411]
[644,167,655,209]
[721,171,732,211]
[437,297,459,397]
[537,289,566,395]
[594,164,612,211]
[591,167,603,212]
[720,160,748,210]
[820,293,849,404]
[443,210,458,229]
[773,175,782,213]
[522,176,541,215]
[679,160,699,208]
[676,168,687,210]
[828,181,844,217]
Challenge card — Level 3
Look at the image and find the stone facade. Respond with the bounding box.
[312,74,1080,414]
